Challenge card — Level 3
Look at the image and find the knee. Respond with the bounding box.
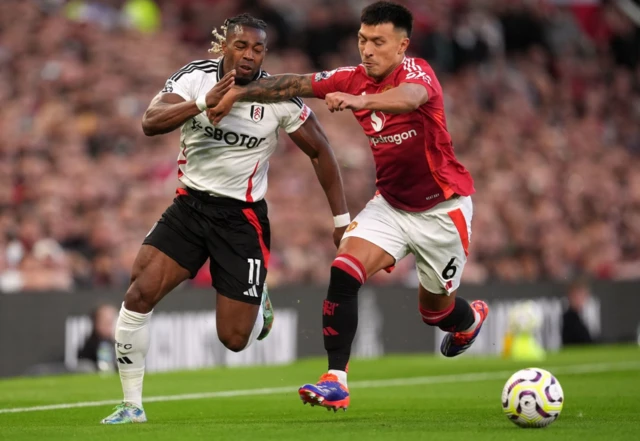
[123,279,155,314]
[331,254,367,286]
[218,332,250,353]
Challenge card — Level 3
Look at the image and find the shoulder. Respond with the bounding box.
[397,57,439,90]
[401,57,437,79]
[314,66,360,82]
[402,57,434,71]
[169,59,220,82]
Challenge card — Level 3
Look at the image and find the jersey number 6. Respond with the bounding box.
[441,257,457,280]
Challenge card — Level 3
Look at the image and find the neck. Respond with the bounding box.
[221,56,231,75]
[372,57,404,82]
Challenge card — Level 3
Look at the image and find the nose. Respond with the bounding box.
[362,42,375,58]
[243,49,254,61]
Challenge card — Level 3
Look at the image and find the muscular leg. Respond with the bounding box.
[322,237,395,378]
[418,283,488,358]
[338,237,396,276]
[215,294,261,352]
[113,245,191,410]
[299,195,408,409]
[124,245,192,313]
[411,195,487,355]
[418,285,476,332]
[297,236,395,409]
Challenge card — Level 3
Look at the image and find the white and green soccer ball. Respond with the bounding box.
[501,368,564,428]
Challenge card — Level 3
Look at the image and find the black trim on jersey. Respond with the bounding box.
[288,97,304,109]
[259,71,303,108]
[170,60,218,82]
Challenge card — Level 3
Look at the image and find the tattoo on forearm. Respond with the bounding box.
[239,75,314,102]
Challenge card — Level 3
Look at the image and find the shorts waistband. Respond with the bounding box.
[177,187,265,208]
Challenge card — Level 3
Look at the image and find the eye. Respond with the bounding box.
[235,45,246,50]
[358,39,366,45]
[374,41,384,47]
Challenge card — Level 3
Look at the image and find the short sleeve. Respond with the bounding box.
[398,58,440,99]
[274,98,312,133]
[310,67,358,99]
[160,60,218,101]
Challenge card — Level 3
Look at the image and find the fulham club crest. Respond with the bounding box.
[250,105,264,123]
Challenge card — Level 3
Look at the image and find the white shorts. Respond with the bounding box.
[343,194,473,295]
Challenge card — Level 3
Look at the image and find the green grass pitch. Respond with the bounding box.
[1,345,639,441]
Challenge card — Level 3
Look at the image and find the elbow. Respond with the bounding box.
[141,116,158,137]
[405,100,421,112]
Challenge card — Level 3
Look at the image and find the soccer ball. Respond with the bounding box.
[501,368,564,428]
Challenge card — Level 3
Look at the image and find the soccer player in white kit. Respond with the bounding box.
[101,14,349,424]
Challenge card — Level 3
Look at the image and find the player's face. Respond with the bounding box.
[222,26,267,85]
[358,23,409,80]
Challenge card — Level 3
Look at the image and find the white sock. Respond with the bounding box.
[328,369,348,387]
[115,303,152,408]
[462,309,481,333]
[244,302,264,349]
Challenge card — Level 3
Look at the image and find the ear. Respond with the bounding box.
[221,39,228,52]
[398,37,409,55]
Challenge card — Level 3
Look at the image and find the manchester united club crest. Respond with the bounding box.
[250,105,264,123]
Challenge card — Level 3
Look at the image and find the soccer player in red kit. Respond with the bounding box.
[209,1,489,411]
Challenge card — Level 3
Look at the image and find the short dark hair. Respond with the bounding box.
[361,1,413,37]
[224,13,267,33]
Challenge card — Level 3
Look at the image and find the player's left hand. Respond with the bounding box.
[333,226,347,248]
[325,92,365,112]
[207,87,239,125]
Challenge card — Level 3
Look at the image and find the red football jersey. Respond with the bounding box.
[311,57,475,212]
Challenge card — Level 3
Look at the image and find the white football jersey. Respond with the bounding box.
[161,58,311,202]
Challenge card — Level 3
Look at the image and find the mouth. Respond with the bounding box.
[237,64,253,75]
[363,62,376,69]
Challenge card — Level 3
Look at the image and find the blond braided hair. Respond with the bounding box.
[208,14,267,55]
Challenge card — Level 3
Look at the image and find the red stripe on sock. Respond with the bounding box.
[332,254,366,284]
[419,302,455,325]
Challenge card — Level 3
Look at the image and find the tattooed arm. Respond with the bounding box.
[237,74,316,102]
[208,74,315,125]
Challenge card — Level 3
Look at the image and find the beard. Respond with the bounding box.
[234,75,254,86]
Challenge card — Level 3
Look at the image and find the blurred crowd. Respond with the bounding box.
[1,0,639,292]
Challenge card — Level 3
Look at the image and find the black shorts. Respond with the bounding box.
[143,188,270,305]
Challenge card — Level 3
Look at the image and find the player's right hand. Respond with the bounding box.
[205,69,235,108]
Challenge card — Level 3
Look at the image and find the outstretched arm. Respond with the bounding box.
[235,74,316,102]
[288,113,350,248]
[208,74,315,125]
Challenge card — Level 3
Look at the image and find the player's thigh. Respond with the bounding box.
[125,200,209,312]
[411,196,473,298]
[206,202,269,337]
[339,194,409,277]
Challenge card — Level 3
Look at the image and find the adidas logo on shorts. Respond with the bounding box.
[243,286,259,297]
